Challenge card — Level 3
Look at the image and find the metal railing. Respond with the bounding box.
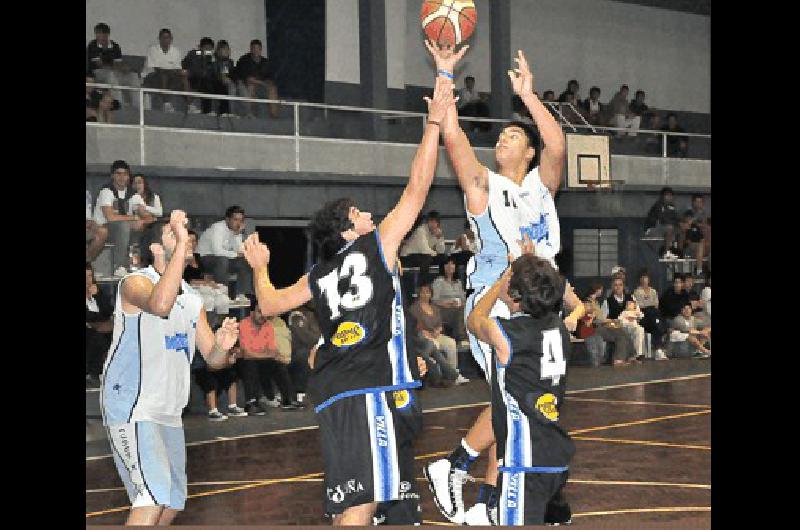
[87,82,711,167]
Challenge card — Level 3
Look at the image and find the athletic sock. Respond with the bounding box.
[209,407,219,413]
[448,439,479,471]
[476,483,497,505]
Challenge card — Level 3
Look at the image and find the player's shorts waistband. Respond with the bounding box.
[499,466,569,474]
[314,381,422,413]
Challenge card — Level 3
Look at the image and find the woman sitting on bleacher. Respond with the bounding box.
[632,271,669,360]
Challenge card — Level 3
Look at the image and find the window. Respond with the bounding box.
[573,228,618,277]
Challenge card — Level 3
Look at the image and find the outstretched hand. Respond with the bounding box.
[242,233,271,270]
[424,39,470,75]
[423,76,459,124]
[214,317,239,352]
[508,50,534,97]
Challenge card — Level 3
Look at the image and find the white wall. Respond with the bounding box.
[326,0,361,83]
[510,0,710,113]
[85,0,267,60]
[386,0,407,89]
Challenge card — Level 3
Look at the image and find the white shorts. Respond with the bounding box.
[465,286,511,384]
[107,421,187,510]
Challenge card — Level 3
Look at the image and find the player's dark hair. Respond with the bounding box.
[139,220,169,267]
[225,205,245,219]
[250,39,263,47]
[95,22,110,34]
[504,120,542,171]
[508,255,564,318]
[309,198,357,262]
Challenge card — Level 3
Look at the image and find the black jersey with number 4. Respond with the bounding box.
[492,311,575,471]
[308,230,419,412]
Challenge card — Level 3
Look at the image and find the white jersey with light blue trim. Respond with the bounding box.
[465,168,560,290]
[101,266,203,428]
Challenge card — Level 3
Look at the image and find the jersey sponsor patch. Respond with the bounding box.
[331,321,367,348]
[535,393,559,421]
[392,389,412,410]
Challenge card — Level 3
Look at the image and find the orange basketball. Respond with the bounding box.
[420,0,477,47]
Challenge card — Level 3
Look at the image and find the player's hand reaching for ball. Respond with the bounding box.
[242,233,271,270]
[424,75,459,124]
[169,210,190,244]
[508,50,535,97]
[424,39,470,76]
[215,317,239,352]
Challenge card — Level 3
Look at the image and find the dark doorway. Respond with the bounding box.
[255,225,309,289]
[265,0,326,102]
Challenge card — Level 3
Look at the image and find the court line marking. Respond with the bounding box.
[572,436,711,451]
[568,397,710,408]
[568,409,711,435]
[86,373,711,462]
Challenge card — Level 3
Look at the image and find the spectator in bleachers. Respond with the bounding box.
[643,112,664,154]
[452,220,477,255]
[668,303,711,359]
[559,91,584,124]
[701,273,711,317]
[85,78,120,123]
[703,217,711,272]
[558,80,580,103]
[213,40,238,117]
[400,211,447,271]
[663,113,689,157]
[286,301,321,402]
[431,258,468,346]
[128,174,163,223]
[690,194,707,224]
[542,90,556,103]
[618,300,646,358]
[86,263,112,387]
[609,85,641,137]
[458,76,491,132]
[87,22,141,109]
[601,275,645,359]
[644,186,680,259]
[659,275,690,321]
[182,37,219,115]
[191,346,247,421]
[629,90,649,122]
[142,28,189,113]
[580,86,604,126]
[407,307,458,387]
[409,282,469,385]
[183,230,215,284]
[237,305,304,412]
[86,189,108,263]
[632,271,668,360]
[196,205,254,300]
[576,283,637,366]
[677,210,705,272]
[235,39,279,119]
[93,160,145,275]
[511,95,534,125]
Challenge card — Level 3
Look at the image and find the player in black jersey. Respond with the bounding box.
[466,253,575,526]
[241,77,457,526]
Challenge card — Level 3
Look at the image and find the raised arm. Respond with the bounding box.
[241,233,313,317]
[425,40,489,215]
[510,50,566,197]
[466,268,513,365]
[377,76,456,270]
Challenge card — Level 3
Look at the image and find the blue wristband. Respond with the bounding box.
[437,70,454,80]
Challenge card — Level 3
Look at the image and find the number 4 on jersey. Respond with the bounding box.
[540,329,566,386]
[317,252,374,319]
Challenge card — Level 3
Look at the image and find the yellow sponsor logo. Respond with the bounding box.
[393,390,411,409]
[331,322,366,348]
[535,393,559,422]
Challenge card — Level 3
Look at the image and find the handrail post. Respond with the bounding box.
[662,133,667,158]
[139,87,145,165]
[294,103,300,171]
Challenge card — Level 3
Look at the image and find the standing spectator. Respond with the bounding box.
[191,348,247,421]
[86,263,113,387]
[601,275,644,359]
[431,258,468,346]
[142,28,189,113]
[182,37,218,115]
[86,22,141,108]
[668,303,711,358]
[558,80,580,103]
[678,210,706,273]
[86,189,108,263]
[213,40,238,117]
[663,113,689,157]
[580,86,604,126]
[629,90,649,121]
[458,76,491,131]
[644,187,680,258]
[235,39,279,119]
[196,206,254,299]
[400,211,447,271]
[409,283,469,384]
[286,302,321,402]
[632,271,668,360]
[659,275,690,321]
[238,305,304,412]
[609,85,641,136]
[128,174,163,223]
[93,160,145,275]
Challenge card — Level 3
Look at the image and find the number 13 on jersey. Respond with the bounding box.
[317,252,374,319]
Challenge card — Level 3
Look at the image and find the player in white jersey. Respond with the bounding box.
[100,210,239,525]
[422,42,583,525]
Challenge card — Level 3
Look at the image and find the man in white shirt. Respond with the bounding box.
[86,189,108,263]
[142,28,190,112]
[400,211,447,272]
[197,205,253,299]
[93,160,146,275]
[458,76,490,132]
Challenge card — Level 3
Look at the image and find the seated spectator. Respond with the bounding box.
[701,273,711,317]
[458,75,491,131]
[142,28,189,113]
[237,305,304,413]
[191,345,247,421]
[629,90,649,122]
[558,80,580,103]
[409,283,469,384]
[452,220,477,255]
[683,275,709,325]
[184,230,215,284]
[511,95,534,125]
[668,303,711,359]
[213,40,238,117]
[604,266,631,298]
[609,85,641,137]
[618,300,646,359]
[87,22,141,108]
[576,283,637,365]
[559,91,584,124]
[632,271,668,359]
[659,275,690,321]
[580,86,604,126]
[677,210,706,272]
[643,112,664,155]
[407,308,458,387]
[663,113,689,157]
[182,37,219,115]
[85,78,120,123]
[286,301,321,402]
[431,258,468,345]
[86,263,113,387]
[400,211,447,271]
[235,39,279,119]
[86,189,108,263]
[644,186,680,258]
[128,174,163,226]
[542,90,556,103]
[601,275,645,359]
[93,160,146,275]
[196,205,254,299]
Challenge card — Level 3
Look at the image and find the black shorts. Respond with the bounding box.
[498,470,569,525]
[193,367,237,394]
[318,388,419,517]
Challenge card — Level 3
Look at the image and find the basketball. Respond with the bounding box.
[420,0,477,47]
